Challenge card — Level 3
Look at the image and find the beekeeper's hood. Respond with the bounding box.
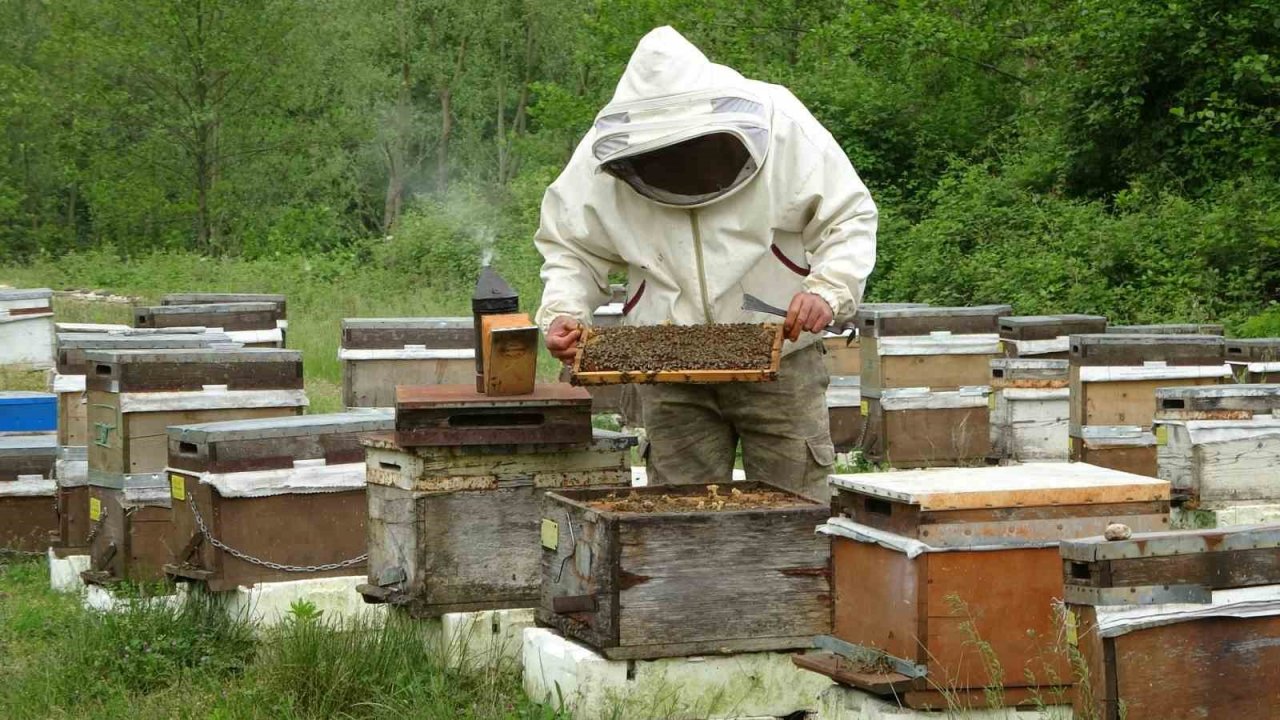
[592,27,772,208]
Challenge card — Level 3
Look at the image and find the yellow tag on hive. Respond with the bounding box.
[540,518,559,551]
[89,497,101,521]
[1065,608,1079,647]
[170,474,186,501]
[859,400,869,415]
[1155,425,1168,446]
[988,393,997,410]
[997,340,1005,353]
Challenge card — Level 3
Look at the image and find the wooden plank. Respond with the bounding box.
[790,652,914,695]
[86,487,175,583]
[857,305,1011,338]
[1069,333,1225,366]
[1076,444,1158,478]
[482,314,538,396]
[1110,615,1280,719]
[341,318,474,350]
[84,349,303,393]
[823,336,861,376]
[832,538,923,664]
[53,484,92,553]
[167,412,392,473]
[343,357,474,408]
[57,390,90,446]
[161,293,286,319]
[134,302,278,331]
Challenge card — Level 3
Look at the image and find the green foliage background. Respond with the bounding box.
[1,0,1277,331]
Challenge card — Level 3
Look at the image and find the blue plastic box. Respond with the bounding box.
[0,391,57,432]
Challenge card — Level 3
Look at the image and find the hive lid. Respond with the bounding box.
[0,288,53,301]
[168,410,394,443]
[1106,323,1223,335]
[57,332,233,349]
[141,302,277,315]
[1225,338,1280,361]
[342,317,472,330]
[83,347,301,364]
[998,314,1108,341]
[829,462,1169,510]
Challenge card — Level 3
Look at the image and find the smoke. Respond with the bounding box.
[477,225,496,268]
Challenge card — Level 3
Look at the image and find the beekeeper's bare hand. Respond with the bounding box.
[545,316,583,363]
[783,292,833,342]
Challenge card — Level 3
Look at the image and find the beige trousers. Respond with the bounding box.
[640,343,835,502]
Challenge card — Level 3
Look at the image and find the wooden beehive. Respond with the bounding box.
[81,348,307,584]
[135,302,282,347]
[1106,323,1224,335]
[861,332,1000,397]
[824,303,931,376]
[1061,525,1280,720]
[801,465,1170,710]
[0,435,57,552]
[481,313,538,396]
[827,376,863,452]
[394,384,592,447]
[340,318,476,408]
[1070,426,1158,475]
[0,431,56,482]
[165,411,393,590]
[538,482,830,660]
[0,288,55,370]
[989,358,1070,463]
[1155,408,1280,507]
[161,292,287,321]
[860,388,991,468]
[52,445,91,556]
[359,430,635,617]
[1225,338,1280,383]
[53,332,234,446]
[855,304,1011,338]
[998,314,1108,358]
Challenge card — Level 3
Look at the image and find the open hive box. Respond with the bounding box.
[571,323,783,385]
[538,481,831,660]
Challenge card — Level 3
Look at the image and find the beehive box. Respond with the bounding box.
[0,391,56,433]
[1,432,58,552]
[989,359,1070,462]
[359,430,635,617]
[135,302,282,347]
[860,333,1001,397]
[860,388,991,468]
[538,482,830,660]
[1154,388,1280,506]
[161,292,287,322]
[340,318,475,408]
[1106,323,1224,335]
[1154,383,1280,421]
[165,411,393,590]
[804,465,1170,709]
[0,432,56,483]
[823,303,930,377]
[855,304,1011,338]
[1061,525,1280,720]
[827,376,863,452]
[0,288,55,370]
[1069,334,1228,432]
[81,348,307,584]
[394,384,592,447]
[53,332,234,446]
[52,445,90,556]
[1225,338,1280,383]
[1070,426,1158,476]
[998,314,1108,359]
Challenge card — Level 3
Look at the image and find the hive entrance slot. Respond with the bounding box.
[178,441,198,455]
[448,412,545,428]
[1161,398,1187,409]
[1070,562,1092,581]
[95,364,111,376]
[865,497,893,516]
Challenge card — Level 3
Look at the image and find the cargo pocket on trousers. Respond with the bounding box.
[806,435,835,468]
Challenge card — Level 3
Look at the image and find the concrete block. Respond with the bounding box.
[407,607,536,672]
[222,575,383,627]
[817,683,1073,719]
[1172,503,1280,529]
[48,548,90,594]
[83,583,185,614]
[523,627,829,720]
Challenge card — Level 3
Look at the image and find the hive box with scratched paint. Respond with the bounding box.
[855,304,1011,338]
[340,318,475,408]
[0,434,57,552]
[359,430,635,617]
[1225,338,1280,383]
[806,464,1169,709]
[989,358,1070,462]
[538,482,830,660]
[860,387,991,468]
[998,314,1107,358]
[166,411,393,590]
[860,333,1000,397]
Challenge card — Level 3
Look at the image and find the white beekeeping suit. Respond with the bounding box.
[535,25,877,356]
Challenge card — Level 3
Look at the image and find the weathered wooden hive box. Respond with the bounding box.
[1154,384,1280,510]
[394,384,593,447]
[823,302,930,377]
[0,432,58,552]
[82,348,307,584]
[165,411,392,590]
[0,288,55,370]
[857,305,1009,468]
[135,302,283,347]
[54,332,234,446]
[1061,525,1280,720]
[989,358,1070,462]
[804,464,1170,710]
[52,445,90,556]
[340,318,476,408]
[359,429,634,616]
[1225,338,1280,383]
[998,314,1107,359]
[827,376,863,452]
[538,481,830,660]
[1106,323,1224,335]
[1068,334,1229,476]
[161,292,287,324]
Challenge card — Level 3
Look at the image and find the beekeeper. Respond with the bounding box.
[534,26,877,501]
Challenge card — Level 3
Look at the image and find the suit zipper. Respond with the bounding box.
[689,210,714,324]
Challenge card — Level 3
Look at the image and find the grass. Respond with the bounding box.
[1,250,563,414]
[0,556,566,720]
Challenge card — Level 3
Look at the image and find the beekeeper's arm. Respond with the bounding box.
[790,131,878,335]
[535,181,624,361]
